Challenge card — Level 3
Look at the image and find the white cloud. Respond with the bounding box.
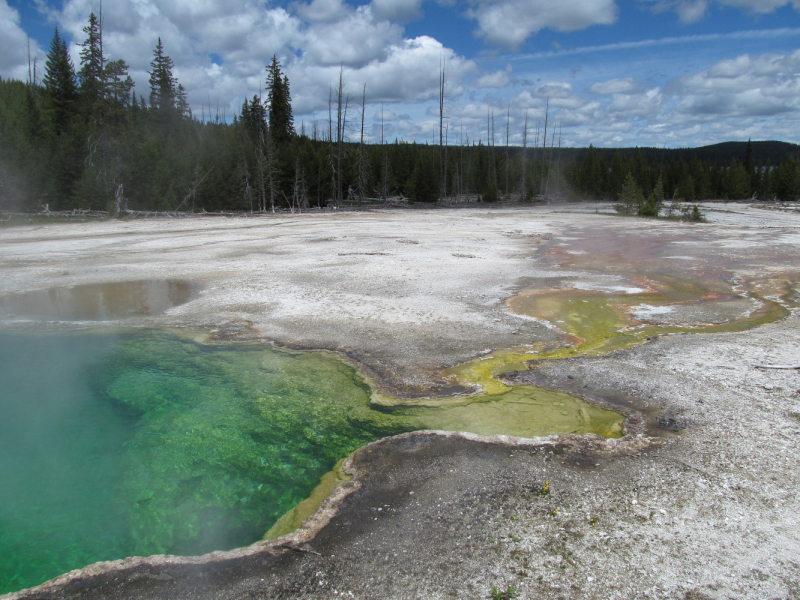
[607,87,662,117]
[295,0,350,23]
[646,0,708,23]
[291,36,476,115]
[670,50,800,118]
[642,0,800,23]
[41,0,474,123]
[475,65,512,88]
[299,6,403,66]
[0,0,43,81]
[534,81,574,98]
[717,0,800,12]
[676,0,708,22]
[589,78,639,94]
[467,0,617,48]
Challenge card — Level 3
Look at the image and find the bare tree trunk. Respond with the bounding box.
[111,182,124,218]
[540,99,549,199]
[545,128,556,200]
[358,83,366,207]
[328,88,336,207]
[439,59,446,201]
[459,120,464,202]
[505,102,510,197]
[491,110,495,185]
[556,122,562,198]
[256,125,267,212]
[464,134,468,196]
[291,157,301,213]
[444,122,449,201]
[336,67,349,208]
[265,121,276,212]
[241,151,253,213]
[486,108,492,193]
[533,118,540,196]
[380,103,388,201]
[521,111,528,202]
[176,165,212,213]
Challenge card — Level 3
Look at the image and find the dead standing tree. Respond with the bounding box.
[539,98,549,200]
[358,83,366,207]
[521,111,528,202]
[241,149,253,213]
[380,103,389,201]
[290,157,309,213]
[438,57,446,201]
[335,68,349,208]
[544,126,555,200]
[174,164,213,213]
[505,102,510,197]
[264,119,277,212]
[328,89,336,206]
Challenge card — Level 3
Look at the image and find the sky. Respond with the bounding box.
[2,0,800,147]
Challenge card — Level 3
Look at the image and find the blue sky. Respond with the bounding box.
[2,0,800,147]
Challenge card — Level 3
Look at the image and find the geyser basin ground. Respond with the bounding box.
[1,203,800,599]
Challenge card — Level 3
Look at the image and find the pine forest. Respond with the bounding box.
[2,13,800,216]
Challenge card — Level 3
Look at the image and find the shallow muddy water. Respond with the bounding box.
[0,280,199,321]
[0,328,622,595]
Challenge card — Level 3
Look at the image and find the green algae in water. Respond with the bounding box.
[393,385,622,439]
[0,329,623,595]
[0,329,417,594]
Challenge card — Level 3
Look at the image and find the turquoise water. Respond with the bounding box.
[0,328,623,595]
[0,329,418,594]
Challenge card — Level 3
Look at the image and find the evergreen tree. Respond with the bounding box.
[640,177,663,216]
[407,150,438,202]
[104,60,134,108]
[42,27,77,135]
[617,172,644,214]
[579,145,607,198]
[608,151,626,196]
[176,83,190,118]
[78,13,106,112]
[728,158,751,200]
[266,56,293,144]
[149,38,176,114]
[241,95,267,140]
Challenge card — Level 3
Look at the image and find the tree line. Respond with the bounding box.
[1,13,799,214]
[568,142,800,203]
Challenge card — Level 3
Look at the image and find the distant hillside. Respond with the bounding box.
[559,141,800,164]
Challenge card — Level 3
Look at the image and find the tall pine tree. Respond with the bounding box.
[78,13,106,115]
[42,27,77,135]
[149,38,176,115]
[266,56,293,144]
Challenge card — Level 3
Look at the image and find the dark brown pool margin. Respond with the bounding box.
[2,428,660,600]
